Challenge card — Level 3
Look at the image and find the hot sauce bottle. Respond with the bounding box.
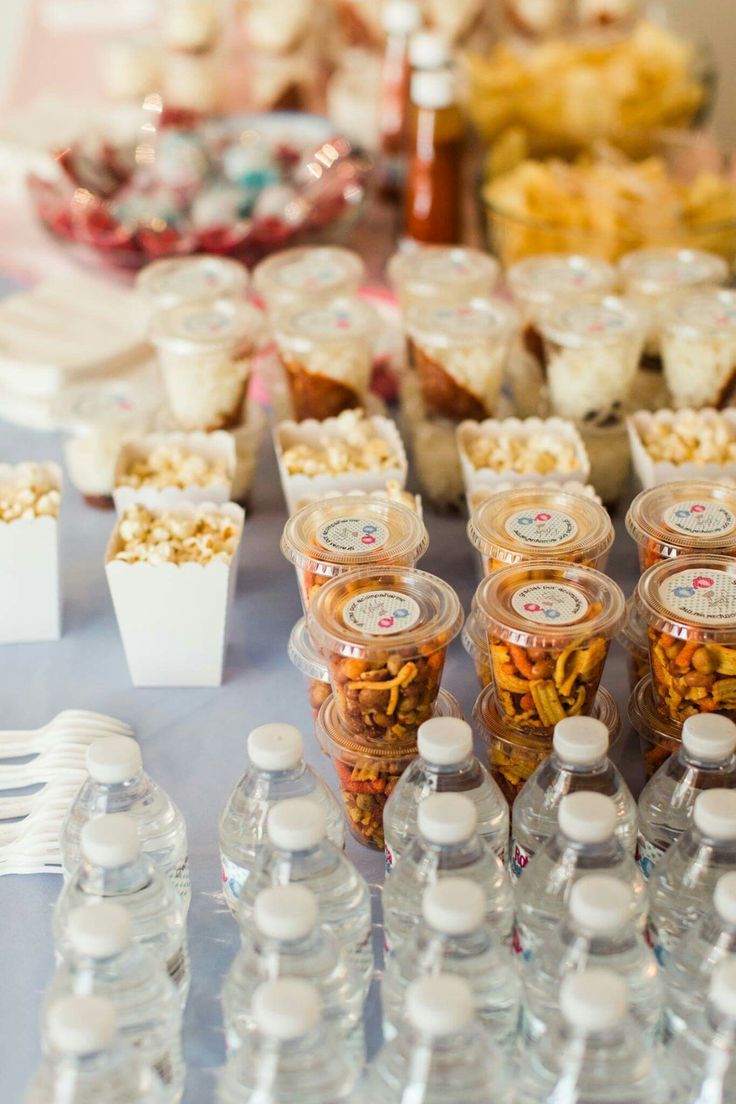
[379,0,422,195]
[404,68,464,245]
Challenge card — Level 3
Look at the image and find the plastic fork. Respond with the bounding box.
[0,745,90,790]
[0,779,83,822]
[0,709,133,758]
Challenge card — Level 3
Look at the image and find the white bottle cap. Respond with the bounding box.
[382,0,421,35]
[248,723,304,771]
[409,30,450,70]
[81,814,140,868]
[715,872,736,926]
[569,875,633,935]
[560,970,627,1033]
[267,798,326,852]
[67,903,133,959]
[407,975,474,1036]
[252,979,321,1041]
[694,790,736,841]
[418,717,473,766]
[254,885,318,941]
[710,958,736,1019]
[47,995,117,1055]
[86,737,143,785]
[422,878,485,935]
[682,714,736,763]
[558,792,616,844]
[417,793,477,846]
[410,68,456,110]
[553,717,609,766]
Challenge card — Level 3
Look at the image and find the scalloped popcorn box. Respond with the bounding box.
[628,408,736,490]
[113,431,236,513]
[457,416,590,498]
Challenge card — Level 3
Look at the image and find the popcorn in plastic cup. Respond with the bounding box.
[309,566,463,745]
[387,246,500,315]
[473,560,625,732]
[135,255,249,324]
[626,480,736,572]
[462,612,493,690]
[660,288,736,410]
[288,616,331,721]
[628,674,682,780]
[636,554,736,726]
[253,246,365,316]
[618,598,650,694]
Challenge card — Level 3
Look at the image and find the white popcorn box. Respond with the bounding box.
[466,478,602,515]
[105,501,244,687]
[113,431,237,514]
[230,403,267,502]
[456,416,591,498]
[0,462,62,644]
[628,408,736,490]
[273,414,408,515]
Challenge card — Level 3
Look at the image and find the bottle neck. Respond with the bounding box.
[551,754,609,775]
[420,755,479,781]
[77,856,153,894]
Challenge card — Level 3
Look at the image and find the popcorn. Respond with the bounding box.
[639,411,736,467]
[465,431,581,475]
[112,504,241,565]
[282,410,400,477]
[117,445,230,491]
[0,465,61,524]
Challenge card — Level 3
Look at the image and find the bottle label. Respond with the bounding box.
[316,517,390,554]
[505,509,578,548]
[173,858,191,903]
[511,582,589,626]
[512,925,534,960]
[221,857,246,912]
[167,945,188,989]
[635,833,668,880]
[664,501,736,538]
[659,568,736,625]
[509,839,533,882]
[342,590,421,636]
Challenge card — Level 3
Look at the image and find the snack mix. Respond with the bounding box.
[626,480,736,571]
[637,411,736,467]
[112,504,241,565]
[117,445,231,491]
[628,674,682,778]
[0,466,61,523]
[281,410,401,478]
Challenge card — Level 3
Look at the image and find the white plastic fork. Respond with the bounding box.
[0,745,90,789]
[0,779,83,822]
[0,709,133,758]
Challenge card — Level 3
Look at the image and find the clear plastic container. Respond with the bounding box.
[150,298,264,432]
[577,416,632,509]
[660,288,736,409]
[618,598,650,693]
[626,480,736,571]
[135,255,248,322]
[636,554,736,725]
[387,246,500,314]
[628,675,683,780]
[462,611,492,690]
[272,296,377,421]
[473,560,625,732]
[467,486,614,575]
[309,565,463,744]
[405,297,518,421]
[253,247,365,315]
[281,496,429,611]
[288,617,331,720]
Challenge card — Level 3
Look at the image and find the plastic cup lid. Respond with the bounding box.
[288,618,329,683]
[248,723,304,771]
[558,792,616,844]
[382,0,421,34]
[626,481,736,556]
[619,247,728,298]
[388,247,499,302]
[553,717,609,765]
[68,903,133,958]
[409,30,452,69]
[507,254,617,309]
[149,297,263,354]
[86,736,142,785]
[267,798,326,851]
[253,247,365,309]
[315,687,462,763]
[539,295,645,349]
[694,790,736,841]
[660,287,736,339]
[714,872,736,926]
[474,682,621,754]
[560,970,627,1032]
[406,975,474,1036]
[422,878,485,934]
[81,814,140,868]
[273,296,377,355]
[636,555,736,644]
[709,958,736,1019]
[418,717,473,766]
[618,596,648,653]
[254,885,318,941]
[417,793,477,845]
[682,714,736,762]
[47,995,117,1055]
[252,979,321,1041]
[53,378,160,435]
[461,611,485,659]
[136,255,249,308]
[627,675,682,752]
[405,296,518,351]
[569,875,633,934]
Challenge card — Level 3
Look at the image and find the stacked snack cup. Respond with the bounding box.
[462,612,492,690]
[387,247,500,316]
[288,617,331,721]
[626,481,736,571]
[618,598,650,694]
[253,246,365,317]
[135,255,249,325]
[659,289,736,410]
[628,674,683,780]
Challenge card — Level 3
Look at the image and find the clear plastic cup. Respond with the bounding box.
[628,675,682,780]
[618,598,650,694]
[387,247,500,315]
[405,298,518,422]
[539,296,646,423]
[473,682,621,805]
[577,416,632,509]
[473,561,625,732]
[135,255,249,323]
[660,288,736,410]
[626,480,736,572]
[467,486,614,575]
[150,298,264,432]
[281,496,429,612]
[636,555,736,726]
[272,296,377,422]
[253,247,365,315]
[316,688,463,850]
[462,612,493,690]
[309,566,464,745]
[288,617,331,720]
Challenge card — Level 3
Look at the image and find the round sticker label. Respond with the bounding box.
[511,583,589,626]
[558,301,629,337]
[316,517,390,555]
[423,302,504,338]
[676,293,736,331]
[295,304,362,338]
[664,501,736,539]
[660,568,736,625]
[280,256,343,291]
[158,260,229,297]
[343,590,421,636]
[630,253,716,288]
[523,256,608,293]
[415,251,476,282]
[505,509,578,548]
[181,306,233,338]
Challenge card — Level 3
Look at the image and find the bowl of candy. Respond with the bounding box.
[27,108,373,271]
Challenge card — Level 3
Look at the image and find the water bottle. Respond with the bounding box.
[382,716,509,873]
[364,975,512,1104]
[382,793,513,955]
[235,798,372,994]
[665,871,736,1036]
[382,877,521,1050]
[516,970,665,1104]
[222,884,364,1065]
[515,792,646,959]
[53,813,190,1002]
[219,723,345,913]
[637,714,736,879]
[648,788,736,966]
[43,903,184,1100]
[511,716,637,882]
[522,874,663,1045]
[218,979,357,1104]
[668,958,736,1104]
[27,995,165,1103]
[60,736,191,911]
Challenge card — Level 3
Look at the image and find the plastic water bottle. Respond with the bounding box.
[53,813,190,1002]
[218,978,357,1104]
[382,793,514,955]
[222,884,364,1065]
[382,877,521,1050]
[514,792,646,959]
[219,723,345,912]
[382,716,509,873]
[235,798,372,994]
[511,716,637,882]
[60,736,191,911]
[516,970,665,1104]
[648,788,736,966]
[521,874,663,1045]
[637,714,736,879]
[665,871,736,1036]
[668,959,736,1104]
[27,995,165,1103]
[43,903,184,1100]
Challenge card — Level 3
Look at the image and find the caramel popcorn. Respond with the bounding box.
[640,412,736,467]
[465,430,581,475]
[282,410,400,477]
[117,445,230,492]
[0,464,61,523]
[112,504,241,566]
